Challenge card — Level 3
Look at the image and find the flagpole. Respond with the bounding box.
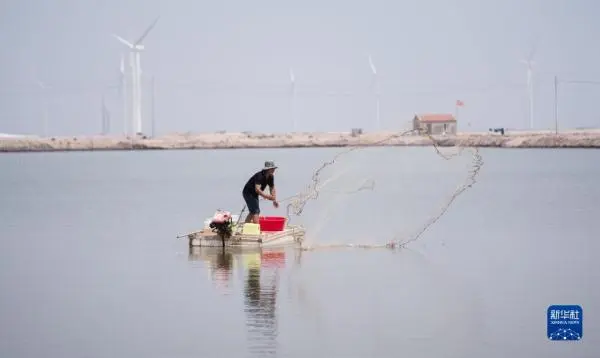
[101,95,106,135]
[151,75,156,138]
[554,75,558,135]
[455,103,459,121]
[455,100,461,121]
[454,100,464,132]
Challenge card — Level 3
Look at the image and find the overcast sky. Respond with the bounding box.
[0,0,599,136]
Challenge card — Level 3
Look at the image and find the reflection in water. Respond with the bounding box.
[212,249,234,291]
[244,260,279,357]
[189,246,289,357]
[189,246,235,293]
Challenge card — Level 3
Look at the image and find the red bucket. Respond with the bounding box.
[259,216,286,232]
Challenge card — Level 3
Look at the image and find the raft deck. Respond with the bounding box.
[186,224,305,248]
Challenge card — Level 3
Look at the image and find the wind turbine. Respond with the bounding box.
[113,16,159,136]
[37,80,49,137]
[521,41,537,130]
[289,67,296,132]
[101,94,110,135]
[118,54,128,135]
[368,54,380,131]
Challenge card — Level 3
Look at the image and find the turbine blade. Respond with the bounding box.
[527,36,540,61]
[368,55,377,74]
[37,81,45,89]
[520,59,535,71]
[134,16,160,45]
[289,68,295,83]
[120,54,125,73]
[113,34,134,48]
[118,55,125,92]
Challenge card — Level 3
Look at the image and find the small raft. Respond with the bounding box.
[183,210,305,248]
[186,225,305,247]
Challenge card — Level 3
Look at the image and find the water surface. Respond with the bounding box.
[0,147,598,357]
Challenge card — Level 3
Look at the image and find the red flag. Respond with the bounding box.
[456,100,464,107]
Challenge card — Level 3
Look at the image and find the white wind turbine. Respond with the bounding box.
[521,42,537,130]
[37,80,49,137]
[118,54,128,135]
[289,67,296,132]
[101,94,110,135]
[368,54,380,130]
[113,17,159,135]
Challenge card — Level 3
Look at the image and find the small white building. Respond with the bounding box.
[412,114,457,135]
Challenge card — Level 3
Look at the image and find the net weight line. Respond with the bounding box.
[284,129,484,250]
[392,146,483,248]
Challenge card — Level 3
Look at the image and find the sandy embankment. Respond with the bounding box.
[1,129,600,152]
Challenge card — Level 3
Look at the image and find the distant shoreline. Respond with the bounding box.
[1,129,600,152]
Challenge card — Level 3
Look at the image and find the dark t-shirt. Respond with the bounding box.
[242,170,274,198]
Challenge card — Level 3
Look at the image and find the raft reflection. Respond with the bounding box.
[188,246,295,357]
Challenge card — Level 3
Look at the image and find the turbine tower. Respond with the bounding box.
[368,54,380,131]
[113,17,159,136]
[521,42,537,130]
[289,67,296,132]
[101,95,110,135]
[118,54,128,135]
[37,80,49,137]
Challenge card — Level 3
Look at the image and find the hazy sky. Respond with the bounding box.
[0,0,599,136]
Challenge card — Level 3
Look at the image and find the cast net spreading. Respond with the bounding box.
[282,129,484,251]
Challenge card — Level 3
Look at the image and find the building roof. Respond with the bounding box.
[414,114,456,123]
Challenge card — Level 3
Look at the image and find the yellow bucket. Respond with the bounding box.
[242,223,261,235]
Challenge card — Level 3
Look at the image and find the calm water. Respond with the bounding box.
[0,147,599,358]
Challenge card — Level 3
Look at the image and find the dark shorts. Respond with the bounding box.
[243,191,260,214]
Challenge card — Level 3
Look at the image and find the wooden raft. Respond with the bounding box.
[186,225,305,247]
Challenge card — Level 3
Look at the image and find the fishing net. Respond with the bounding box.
[283,129,484,250]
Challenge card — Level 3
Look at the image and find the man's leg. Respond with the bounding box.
[243,194,260,224]
[250,195,260,224]
[244,212,259,223]
[243,195,254,223]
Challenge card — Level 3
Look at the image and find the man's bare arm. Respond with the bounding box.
[255,184,274,200]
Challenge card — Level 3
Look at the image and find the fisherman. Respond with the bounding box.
[242,161,279,224]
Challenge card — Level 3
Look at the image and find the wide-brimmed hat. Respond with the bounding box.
[263,161,278,170]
